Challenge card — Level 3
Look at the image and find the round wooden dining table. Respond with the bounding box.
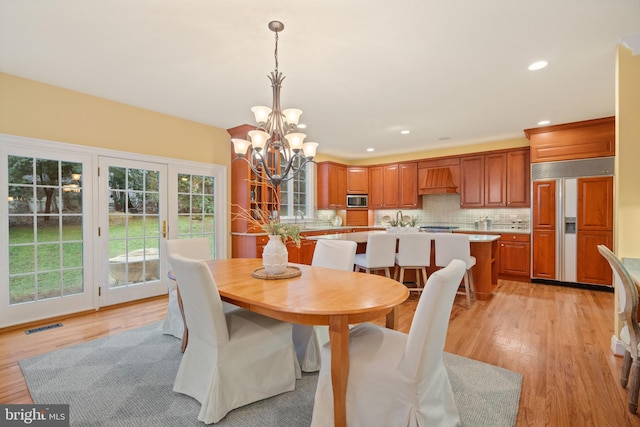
[195,257,410,427]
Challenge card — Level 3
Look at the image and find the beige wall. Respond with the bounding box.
[615,46,640,259]
[0,72,233,254]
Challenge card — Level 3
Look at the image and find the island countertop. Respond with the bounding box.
[307,230,500,243]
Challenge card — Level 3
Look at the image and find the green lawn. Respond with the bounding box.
[8,215,215,304]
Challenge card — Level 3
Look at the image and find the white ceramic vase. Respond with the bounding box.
[262,235,288,275]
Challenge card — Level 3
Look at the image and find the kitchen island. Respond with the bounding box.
[308,231,500,300]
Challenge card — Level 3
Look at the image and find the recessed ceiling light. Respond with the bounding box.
[537,120,550,126]
[366,148,375,152]
[400,130,410,135]
[528,61,548,71]
[438,136,451,141]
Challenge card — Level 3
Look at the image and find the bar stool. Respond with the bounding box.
[394,232,433,292]
[433,233,476,308]
[354,233,397,277]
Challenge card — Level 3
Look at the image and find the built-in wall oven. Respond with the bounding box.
[346,194,368,208]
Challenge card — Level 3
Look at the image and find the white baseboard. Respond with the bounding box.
[611,335,625,356]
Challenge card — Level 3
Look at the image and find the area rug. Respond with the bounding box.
[20,322,521,426]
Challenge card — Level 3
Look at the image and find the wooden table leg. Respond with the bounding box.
[386,305,400,330]
[328,315,349,427]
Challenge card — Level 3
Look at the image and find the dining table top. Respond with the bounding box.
[204,257,409,324]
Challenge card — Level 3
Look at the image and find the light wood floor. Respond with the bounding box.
[1,279,640,426]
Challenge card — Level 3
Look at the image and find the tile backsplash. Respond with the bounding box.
[372,194,530,228]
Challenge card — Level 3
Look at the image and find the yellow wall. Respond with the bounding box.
[0,72,233,253]
[615,46,640,259]
[315,137,529,165]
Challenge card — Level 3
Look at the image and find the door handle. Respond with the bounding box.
[162,221,167,238]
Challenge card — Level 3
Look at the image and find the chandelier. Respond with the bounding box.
[231,21,318,187]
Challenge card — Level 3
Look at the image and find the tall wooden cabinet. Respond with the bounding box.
[532,180,556,279]
[316,162,347,209]
[576,176,613,285]
[229,124,279,233]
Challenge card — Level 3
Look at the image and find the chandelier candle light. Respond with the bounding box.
[231,21,318,187]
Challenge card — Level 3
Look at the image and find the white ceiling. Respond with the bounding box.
[1,1,639,160]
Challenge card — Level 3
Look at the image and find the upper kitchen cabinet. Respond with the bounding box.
[460,148,530,208]
[460,155,484,208]
[346,166,369,194]
[369,162,421,209]
[317,161,347,209]
[417,157,460,195]
[524,116,615,163]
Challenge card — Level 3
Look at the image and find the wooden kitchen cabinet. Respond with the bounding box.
[577,176,613,230]
[532,180,556,229]
[369,162,420,209]
[524,116,615,163]
[461,148,530,208]
[506,149,530,207]
[460,155,484,207]
[316,161,347,209]
[346,166,369,194]
[576,175,613,286]
[229,124,279,233]
[484,153,507,207]
[499,233,530,278]
[577,231,613,285]
[532,229,556,279]
[399,162,420,208]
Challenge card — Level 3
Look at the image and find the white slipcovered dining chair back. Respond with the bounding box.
[312,239,358,271]
[396,232,431,267]
[169,253,301,424]
[168,254,229,346]
[163,238,212,340]
[311,259,466,427]
[402,259,466,378]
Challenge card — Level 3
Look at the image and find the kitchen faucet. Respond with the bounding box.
[396,210,403,226]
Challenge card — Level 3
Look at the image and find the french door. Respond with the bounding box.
[98,157,168,306]
[1,148,95,327]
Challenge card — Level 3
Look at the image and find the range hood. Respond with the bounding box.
[418,168,459,194]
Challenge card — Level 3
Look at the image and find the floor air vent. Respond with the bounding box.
[25,322,63,335]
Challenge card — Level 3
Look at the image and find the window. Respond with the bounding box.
[279,159,314,219]
[176,173,217,258]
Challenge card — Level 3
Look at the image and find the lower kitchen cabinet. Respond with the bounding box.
[532,229,556,279]
[499,233,530,278]
[577,231,613,285]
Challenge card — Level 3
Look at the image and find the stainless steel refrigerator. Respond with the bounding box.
[531,157,614,287]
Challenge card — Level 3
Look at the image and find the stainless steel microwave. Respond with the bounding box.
[346,194,368,208]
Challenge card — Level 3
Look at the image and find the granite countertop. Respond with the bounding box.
[623,258,640,284]
[307,230,500,243]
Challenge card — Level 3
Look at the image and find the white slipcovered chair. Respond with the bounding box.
[598,245,640,413]
[163,238,212,340]
[311,259,466,427]
[168,253,301,424]
[394,232,433,292]
[434,233,477,308]
[293,239,357,372]
[354,232,398,277]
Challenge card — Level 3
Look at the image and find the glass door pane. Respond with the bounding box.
[1,151,93,327]
[99,158,167,306]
